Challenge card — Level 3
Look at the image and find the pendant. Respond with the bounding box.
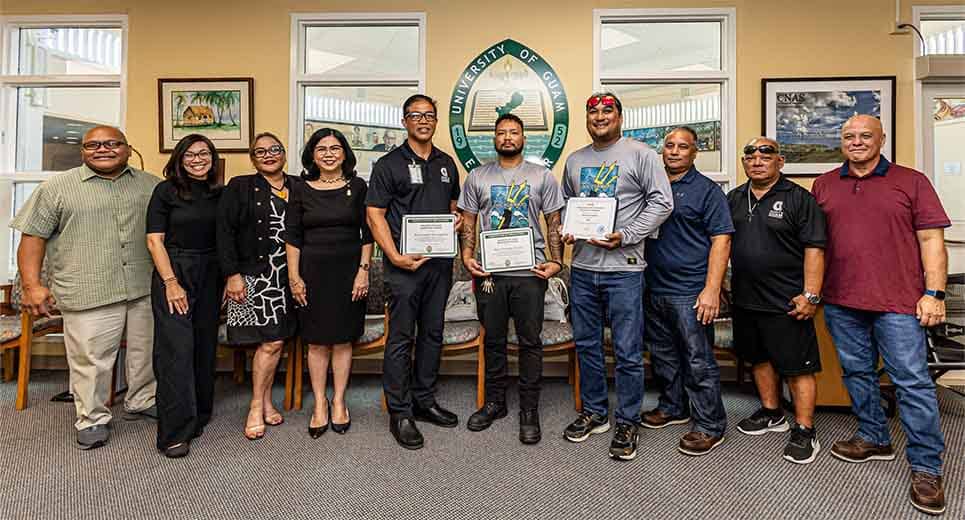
[346,188,352,197]
[481,277,495,294]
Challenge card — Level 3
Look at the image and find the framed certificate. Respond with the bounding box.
[562,197,617,240]
[401,214,457,258]
[479,228,537,273]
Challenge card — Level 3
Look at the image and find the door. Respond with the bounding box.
[921,83,965,274]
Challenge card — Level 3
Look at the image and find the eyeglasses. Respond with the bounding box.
[183,150,212,161]
[314,145,343,156]
[586,95,617,110]
[81,140,127,151]
[404,111,437,123]
[742,144,779,156]
[252,145,285,158]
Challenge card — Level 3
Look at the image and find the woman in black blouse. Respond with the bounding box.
[146,134,223,458]
[285,128,372,437]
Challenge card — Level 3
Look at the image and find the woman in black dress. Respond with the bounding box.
[146,134,223,458]
[218,132,299,440]
[285,128,372,437]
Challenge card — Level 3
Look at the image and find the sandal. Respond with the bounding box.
[244,409,266,440]
[264,409,284,426]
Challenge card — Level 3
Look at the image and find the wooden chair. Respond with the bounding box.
[219,322,298,411]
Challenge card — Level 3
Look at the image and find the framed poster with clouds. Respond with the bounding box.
[761,76,895,176]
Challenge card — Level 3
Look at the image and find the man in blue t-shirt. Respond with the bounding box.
[642,126,733,457]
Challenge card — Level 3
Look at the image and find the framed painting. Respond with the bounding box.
[761,76,895,176]
[158,77,254,153]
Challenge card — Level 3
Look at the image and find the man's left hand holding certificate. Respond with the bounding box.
[401,214,458,258]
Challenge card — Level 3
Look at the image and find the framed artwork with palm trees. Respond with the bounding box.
[158,77,254,152]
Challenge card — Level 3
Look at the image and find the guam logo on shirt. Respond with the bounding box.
[768,200,784,219]
[490,182,531,230]
[579,162,619,197]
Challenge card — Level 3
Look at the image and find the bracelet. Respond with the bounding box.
[547,260,563,268]
[359,263,370,271]
[162,276,177,284]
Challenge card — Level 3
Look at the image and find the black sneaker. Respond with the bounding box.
[608,422,639,461]
[783,424,821,464]
[736,407,789,436]
[563,411,610,442]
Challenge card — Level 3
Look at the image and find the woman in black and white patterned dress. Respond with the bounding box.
[218,132,298,440]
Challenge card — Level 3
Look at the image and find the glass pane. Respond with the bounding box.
[610,83,722,172]
[305,25,419,76]
[15,87,122,171]
[922,20,965,55]
[600,21,721,75]
[10,182,41,272]
[933,98,965,231]
[17,27,122,74]
[303,86,418,177]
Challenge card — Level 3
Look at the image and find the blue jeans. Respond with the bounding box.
[824,304,945,476]
[644,293,727,437]
[570,268,645,425]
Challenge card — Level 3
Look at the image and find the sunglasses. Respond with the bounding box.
[586,95,617,110]
[742,144,779,156]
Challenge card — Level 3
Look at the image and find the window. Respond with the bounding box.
[290,13,425,179]
[594,9,736,188]
[0,16,127,278]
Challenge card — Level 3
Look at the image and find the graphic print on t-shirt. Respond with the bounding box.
[579,162,619,197]
[489,182,531,230]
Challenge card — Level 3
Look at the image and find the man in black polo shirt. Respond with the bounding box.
[366,94,463,450]
[727,137,827,465]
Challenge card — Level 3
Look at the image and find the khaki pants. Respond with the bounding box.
[61,296,155,430]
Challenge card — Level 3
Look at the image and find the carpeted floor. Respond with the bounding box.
[0,372,962,520]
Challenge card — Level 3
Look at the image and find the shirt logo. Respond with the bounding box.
[768,200,784,219]
[490,183,530,230]
[440,167,451,183]
[579,162,619,197]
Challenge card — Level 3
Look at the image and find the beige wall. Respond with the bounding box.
[2,0,952,185]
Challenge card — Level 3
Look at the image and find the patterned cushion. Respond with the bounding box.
[0,315,62,343]
[11,268,57,313]
[357,317,385,344]
[452,256,472,282]
[713,319,733,350]
[443,320,480,345]
[507,319,573,346]
[365,258,386,315]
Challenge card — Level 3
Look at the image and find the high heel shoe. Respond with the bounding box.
[332,403,351,434]
[308,400,329,439]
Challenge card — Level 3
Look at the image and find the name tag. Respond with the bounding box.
[409,162,423,185]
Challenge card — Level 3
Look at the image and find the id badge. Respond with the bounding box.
[408,162,423,184]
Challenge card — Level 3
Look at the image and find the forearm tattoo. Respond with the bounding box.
[546,211,563,262]
[460,215,477,258]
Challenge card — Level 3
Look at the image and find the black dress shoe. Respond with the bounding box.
[163,442,190,459]
[309,400,329,439]
[519,409,541,445]
[467,402,507,432]
[390,417,424,450]
[413,403,458,428]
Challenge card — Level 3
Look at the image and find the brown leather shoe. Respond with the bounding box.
[910,472,946,515]
[640,408,690,429]
[678,431,724,456]
[829,436,897,463]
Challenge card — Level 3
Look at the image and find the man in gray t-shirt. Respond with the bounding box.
[457,113,565,444]
[561,92,673,461]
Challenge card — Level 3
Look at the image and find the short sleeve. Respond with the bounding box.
[912,173,951,230]
[702,183,735,236]
[562,159,576,200]
[796,191,827,248]
[10,182,61,239]
[541,170,566,213]
[146,182,172,234]
[365,159,394,208]
[282,180,304,248]
[457,172,480,214]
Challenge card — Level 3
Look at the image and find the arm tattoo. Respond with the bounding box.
[460,214,477,258]
[546,210,563,262]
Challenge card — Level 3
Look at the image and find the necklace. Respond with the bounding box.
[746,187,760,222]
[318,175,345,184]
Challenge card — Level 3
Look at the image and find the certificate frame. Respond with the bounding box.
[400,214,458,258]
[479,228,537,273]
[561,197,618,240]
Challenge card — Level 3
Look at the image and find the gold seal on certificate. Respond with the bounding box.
[401,214,457,258]
[480,228,536,273]
[562,197,617,239]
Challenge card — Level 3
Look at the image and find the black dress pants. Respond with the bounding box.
[474,275,546,410]
[383,259,452,418]
[151,248,222,449]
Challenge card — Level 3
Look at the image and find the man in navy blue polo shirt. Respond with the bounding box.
[642,127,733,456]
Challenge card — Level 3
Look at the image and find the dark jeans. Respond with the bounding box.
[824,303,945,476]
[644,292,727,437]
[151,249,222,450]
[383,259,453,418]
[570,268,645,425]
[474,275,547,410]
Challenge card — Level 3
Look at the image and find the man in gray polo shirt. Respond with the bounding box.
[12,126,159,450]
[561,92,673,461]
[458,113,565,445]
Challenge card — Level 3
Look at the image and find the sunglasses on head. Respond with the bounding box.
[743,144,779,156]
[586,95,617,110]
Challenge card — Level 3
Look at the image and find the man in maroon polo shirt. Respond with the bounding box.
[812,114,950,516]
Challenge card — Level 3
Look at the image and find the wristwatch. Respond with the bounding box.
[924,289,946,301]
[803,292,822,305]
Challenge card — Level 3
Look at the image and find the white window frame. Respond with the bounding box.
[0,14,128,279]
[288,12,426,165]
[593,8,737,188]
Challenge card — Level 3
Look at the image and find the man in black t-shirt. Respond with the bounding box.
[726,137,827,465]
[365,94,463,450]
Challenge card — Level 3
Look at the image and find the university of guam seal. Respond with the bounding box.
[449,39,569,172]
